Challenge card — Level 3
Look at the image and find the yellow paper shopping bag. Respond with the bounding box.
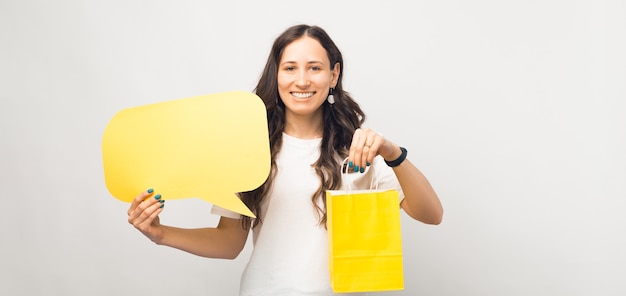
[326,165,404,293]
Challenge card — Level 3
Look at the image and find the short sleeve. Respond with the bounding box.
[210,204,242,219]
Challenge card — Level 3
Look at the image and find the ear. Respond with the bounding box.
[330,62,340,88]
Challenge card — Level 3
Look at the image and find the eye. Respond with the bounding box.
[311,66,321,71]
[285,66,295,71]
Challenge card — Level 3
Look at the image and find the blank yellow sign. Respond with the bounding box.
[102,91,270,217]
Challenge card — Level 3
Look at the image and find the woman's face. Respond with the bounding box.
[277,36,339,118]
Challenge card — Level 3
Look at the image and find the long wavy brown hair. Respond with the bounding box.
[238,24,365,230]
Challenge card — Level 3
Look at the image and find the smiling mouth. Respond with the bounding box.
[291,92,315,99]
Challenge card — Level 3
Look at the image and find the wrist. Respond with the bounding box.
[384,147,407,167]
[150,226,166,245]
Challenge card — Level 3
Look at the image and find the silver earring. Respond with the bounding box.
[327,88,335,105]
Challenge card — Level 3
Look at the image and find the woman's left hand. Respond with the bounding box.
[349,128,400,172]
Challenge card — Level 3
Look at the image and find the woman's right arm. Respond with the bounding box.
[127,189,249,259]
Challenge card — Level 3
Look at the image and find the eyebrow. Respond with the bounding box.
[280,60,326,66]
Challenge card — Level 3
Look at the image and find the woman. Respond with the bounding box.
[127,24,443,295]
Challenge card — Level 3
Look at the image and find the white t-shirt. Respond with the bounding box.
[211,133,404,296]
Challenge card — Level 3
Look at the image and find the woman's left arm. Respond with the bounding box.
[385,146,443,224]
[350,128,443,225]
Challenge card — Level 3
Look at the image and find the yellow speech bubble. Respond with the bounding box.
[102,91,270,217]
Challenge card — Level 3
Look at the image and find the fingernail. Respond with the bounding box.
[147,188,154,193]
[159,199,164,204]
[354,165,359,172]
[360,167,365,173]
[366,161,371,167]
[154,194,161,200]
[160,204,164,208]
[348,161,353,168]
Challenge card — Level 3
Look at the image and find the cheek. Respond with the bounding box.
[276,74,290,89]
[276,82,291,100]
[314,73,333,87]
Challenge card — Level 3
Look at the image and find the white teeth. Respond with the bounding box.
[292,92,314,98]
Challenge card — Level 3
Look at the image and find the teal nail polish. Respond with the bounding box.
[354,165,359,172]
[348,161,353,168]
[147,188,154,193]
[159,199,165,204]
[366,161,371,167]
[360,167,365,173]
[160,204,164,208]
[154,194,161,200]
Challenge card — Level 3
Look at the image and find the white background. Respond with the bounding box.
[1,0,625,295]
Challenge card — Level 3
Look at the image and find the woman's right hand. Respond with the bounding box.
[127,188,165,243]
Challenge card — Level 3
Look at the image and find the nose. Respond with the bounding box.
[295,69,310,88]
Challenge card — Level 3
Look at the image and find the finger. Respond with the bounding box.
[358,146,371,171]
[349,128,366,151]
[128,193,162,224]
[128,188,154,215]
[366,133,384,163]
[130,199,164,229]
[348,128,364,169]
[135,202,164,231]
[358,128,378,170]
[353,128,380,172]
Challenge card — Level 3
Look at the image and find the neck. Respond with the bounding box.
[284,112,324,139]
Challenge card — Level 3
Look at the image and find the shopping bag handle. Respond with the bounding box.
[341,157,379,192]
